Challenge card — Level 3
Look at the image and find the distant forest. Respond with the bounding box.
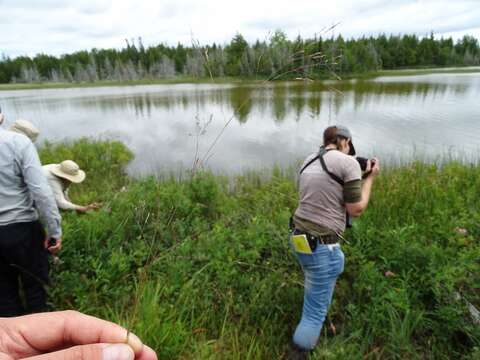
[0,31,479,84]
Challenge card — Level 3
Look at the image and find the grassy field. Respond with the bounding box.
[39,139,480,359]
[1,66,480,91]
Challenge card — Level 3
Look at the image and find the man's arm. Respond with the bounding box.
[49,178,83,211]
[345,159,380,218]
[61,187,98,213]
[21,141,62,238]
[63,187,101,213]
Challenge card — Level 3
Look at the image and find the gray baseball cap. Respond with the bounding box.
[336,125,356,155]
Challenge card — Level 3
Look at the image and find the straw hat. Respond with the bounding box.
[50,160,86,183]
[9,119,40,142]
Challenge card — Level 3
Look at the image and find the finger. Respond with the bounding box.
[5,311,143,357]
[23,344,134,360]
[135,345,158,360]
[48,243,61,254]
[367,160,372,170]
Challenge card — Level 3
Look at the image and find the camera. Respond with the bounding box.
[48,238,57,247]
[356,157,376,172]
[356,157,376,180]
[356,157,368,171]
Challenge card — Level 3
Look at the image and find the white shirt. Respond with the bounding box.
[43,164,82,211]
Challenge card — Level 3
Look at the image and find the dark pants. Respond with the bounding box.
[0,220,49,317]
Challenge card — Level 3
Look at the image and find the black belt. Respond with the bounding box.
[293,229,338,252]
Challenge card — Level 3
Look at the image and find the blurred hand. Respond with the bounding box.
[88,202,102,210]
[44,237,62,254]
[0,310,157,360]
[76,206,89,213]
[77,203,101,213]
[370,157,380,177]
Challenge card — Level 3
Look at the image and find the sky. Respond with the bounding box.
[1,0,480,58]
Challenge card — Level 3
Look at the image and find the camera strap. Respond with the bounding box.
[300,148,344,187]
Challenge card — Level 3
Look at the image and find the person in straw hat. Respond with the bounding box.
[43,160,100,213]
[9,119,40,142]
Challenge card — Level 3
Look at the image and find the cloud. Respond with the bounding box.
[1,0,70,10]
[246,18,301,32]
[76,0,112,15]
[0,0,479,58]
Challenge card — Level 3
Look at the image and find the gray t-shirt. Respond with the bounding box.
[294,149,361,234]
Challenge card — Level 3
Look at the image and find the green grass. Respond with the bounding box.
[39,139,480,359]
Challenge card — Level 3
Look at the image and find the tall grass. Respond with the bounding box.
[39,140,480,359]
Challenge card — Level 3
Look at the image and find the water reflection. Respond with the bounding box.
[1,79,471,123]
[229,85,252,123]
[0,72,479,175]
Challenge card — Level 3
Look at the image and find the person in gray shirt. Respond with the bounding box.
[0,123,62,317]
[289,125,380,357]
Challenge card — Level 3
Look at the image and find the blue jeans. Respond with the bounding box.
[292,243,345,350]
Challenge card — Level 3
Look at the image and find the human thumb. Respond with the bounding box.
[24,343,134,360]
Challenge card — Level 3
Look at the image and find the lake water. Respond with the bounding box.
[1,72,480,175]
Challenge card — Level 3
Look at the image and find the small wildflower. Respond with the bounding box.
[455,227,468,236]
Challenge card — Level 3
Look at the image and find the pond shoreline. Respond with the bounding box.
[2,71,479,175]
[1,66,480,91]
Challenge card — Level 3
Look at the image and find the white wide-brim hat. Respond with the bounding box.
[9,119,40,142]
[50,160,86,183]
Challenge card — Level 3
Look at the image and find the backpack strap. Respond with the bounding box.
[318,152,344,186]
[300,148,344,186]
[299,155,320,174]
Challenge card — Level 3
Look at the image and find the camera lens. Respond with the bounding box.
[356,157,368,171]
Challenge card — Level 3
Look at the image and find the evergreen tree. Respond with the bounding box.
[0,32,478,83]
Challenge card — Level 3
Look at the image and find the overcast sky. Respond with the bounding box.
[1,0,480,58]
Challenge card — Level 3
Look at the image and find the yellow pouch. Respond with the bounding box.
[292,234,312,254]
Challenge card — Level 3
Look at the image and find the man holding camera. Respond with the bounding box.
[0,113,62,317]
[289,125,380,357]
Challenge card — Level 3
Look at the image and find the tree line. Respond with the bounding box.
[0,31,479,84]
